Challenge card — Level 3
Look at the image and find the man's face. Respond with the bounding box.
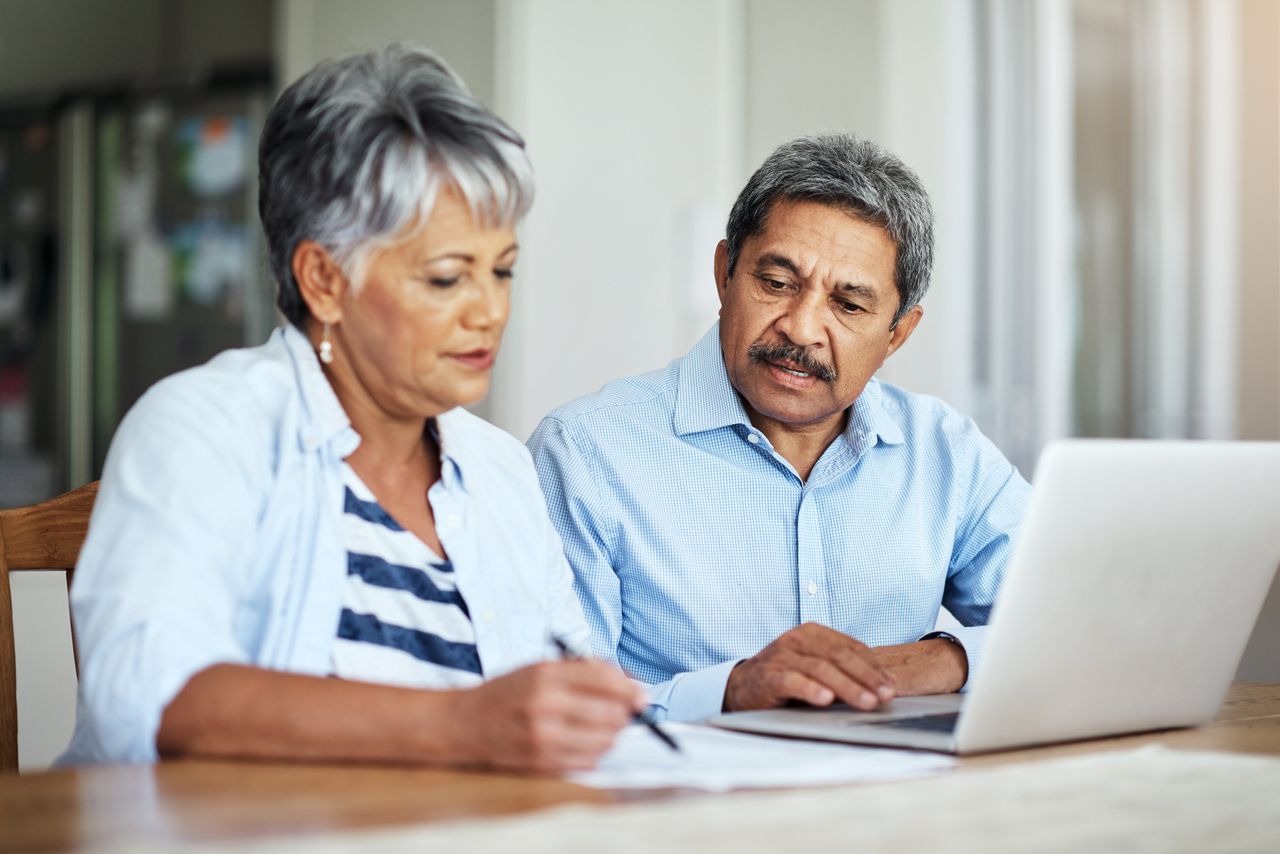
[715,199,921,432]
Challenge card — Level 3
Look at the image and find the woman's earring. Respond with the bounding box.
[318,322,335,365]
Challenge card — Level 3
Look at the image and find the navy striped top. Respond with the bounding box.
[329,463,484,689]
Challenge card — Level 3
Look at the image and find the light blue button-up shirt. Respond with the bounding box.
[61,325,590,765]
[529,323,1030,722]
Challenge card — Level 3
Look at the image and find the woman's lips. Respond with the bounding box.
[449,349,496,371]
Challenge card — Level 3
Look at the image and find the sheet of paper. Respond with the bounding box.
[568,722,953,791]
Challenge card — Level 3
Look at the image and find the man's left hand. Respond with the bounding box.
[871,639,968,696]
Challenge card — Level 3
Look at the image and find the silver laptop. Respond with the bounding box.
[709,440,1280,754]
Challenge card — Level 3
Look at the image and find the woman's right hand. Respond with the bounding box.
[447,660,646,773]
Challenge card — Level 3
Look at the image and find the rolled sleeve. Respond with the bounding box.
[67,375,266,763]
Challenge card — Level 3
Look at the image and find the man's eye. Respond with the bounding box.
[759,277,790,291]
[837,300,864,314]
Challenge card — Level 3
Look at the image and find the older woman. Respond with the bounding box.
[59,44,642,771]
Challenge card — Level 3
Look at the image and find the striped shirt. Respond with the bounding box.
[330,462,483,689]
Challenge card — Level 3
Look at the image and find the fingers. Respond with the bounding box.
[560,693,634,731]
[552,660,649,711]
[527,661,638,732]
[531,723,620,772]
[774,669,838,707]
[477,664,633,774]
[785,624,896,700]
[725,624,898,711]
[794,656,887,710]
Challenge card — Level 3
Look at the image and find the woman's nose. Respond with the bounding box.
[464,276,509,329]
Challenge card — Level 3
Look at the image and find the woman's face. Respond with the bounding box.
[332,186,517,420]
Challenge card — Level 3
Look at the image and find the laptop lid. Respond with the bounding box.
[954,440,1280,752]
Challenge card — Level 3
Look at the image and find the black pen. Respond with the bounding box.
[550,635,681,753]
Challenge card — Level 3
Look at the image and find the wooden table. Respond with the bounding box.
[3,683,1278,853]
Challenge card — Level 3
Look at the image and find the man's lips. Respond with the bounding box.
[764,359,820,387]
[448,349,496,370]
[746,341,836,383]
[768,357,814,377]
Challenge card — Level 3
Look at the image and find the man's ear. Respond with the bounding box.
[713,240,731,312]
[292,240,350,325]
[885,304,923,360]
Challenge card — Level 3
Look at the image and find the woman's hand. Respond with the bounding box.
[446,660,646,773]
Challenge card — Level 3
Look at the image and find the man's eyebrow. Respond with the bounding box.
[835,282,881,306]
[753,253,801,275]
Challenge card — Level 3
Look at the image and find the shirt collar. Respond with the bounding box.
[431,410,468,492]
[281,324,469,488]
[673,323,755,437]
[282,323,473,491]
[673,322,905,448]
[281,324,359,456]
[848,379,906,448]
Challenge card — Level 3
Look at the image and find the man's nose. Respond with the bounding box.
[774,289,826,347]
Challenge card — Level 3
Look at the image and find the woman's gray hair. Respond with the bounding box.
[259,43,535,327]
[724,133,934,325]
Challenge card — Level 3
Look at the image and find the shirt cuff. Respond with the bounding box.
[648,658,743,722]
[921,625,987,692]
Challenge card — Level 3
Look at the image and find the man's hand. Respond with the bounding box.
[871,638,968,696]
[450,660,646,773]
[722,623,897,712]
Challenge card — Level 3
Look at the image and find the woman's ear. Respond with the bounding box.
[292,241,350,324]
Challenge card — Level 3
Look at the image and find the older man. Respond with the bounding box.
[528,134,1030,722]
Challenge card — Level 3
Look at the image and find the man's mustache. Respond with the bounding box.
[748,341,837,383]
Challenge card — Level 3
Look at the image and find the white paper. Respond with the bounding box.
[569,722,953,791]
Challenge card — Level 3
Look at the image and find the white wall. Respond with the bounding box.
[276,0,497,105]
[489,0,747,440]
[872,0,980,416]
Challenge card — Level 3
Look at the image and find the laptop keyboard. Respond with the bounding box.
[867,712,960,734]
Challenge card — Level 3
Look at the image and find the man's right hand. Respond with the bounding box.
[450,660,645,773]
[723,623,897,712]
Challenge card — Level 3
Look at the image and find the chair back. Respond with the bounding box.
[0,481,98,772]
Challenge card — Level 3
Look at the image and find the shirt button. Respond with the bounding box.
[807,581,818,596]
[481,610,495,624]
[443,514,461,529]
[747,434,760,444]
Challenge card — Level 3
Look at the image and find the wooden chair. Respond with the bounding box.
[0,481,98,773]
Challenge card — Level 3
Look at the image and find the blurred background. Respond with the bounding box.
[1,0,1277,768]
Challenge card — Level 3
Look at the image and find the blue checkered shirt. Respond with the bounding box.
[528,323,1031,722]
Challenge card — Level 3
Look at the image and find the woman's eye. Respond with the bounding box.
[494,268,514,281]
[428,276,461,288]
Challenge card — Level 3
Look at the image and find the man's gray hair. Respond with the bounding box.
[259,43,535,327]
[725,134,934,325]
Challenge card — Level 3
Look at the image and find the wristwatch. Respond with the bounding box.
[921,630,963,649]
